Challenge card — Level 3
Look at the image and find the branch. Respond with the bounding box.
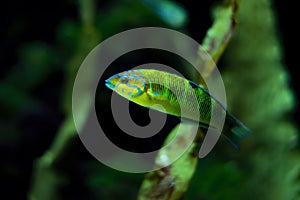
[137,1,242,199]
[198,0,240,81]
[138,123,204,200]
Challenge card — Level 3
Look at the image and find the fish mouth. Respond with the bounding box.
[105,79,114,89]
[105,75,120,89]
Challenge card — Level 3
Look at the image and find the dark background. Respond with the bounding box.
[0,0,298,199]
[1,0,298,106]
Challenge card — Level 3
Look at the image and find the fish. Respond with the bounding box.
[105,69,251,149]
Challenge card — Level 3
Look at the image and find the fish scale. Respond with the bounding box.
[140,70,211,123]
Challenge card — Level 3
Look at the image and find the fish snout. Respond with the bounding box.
[105,75,119,89]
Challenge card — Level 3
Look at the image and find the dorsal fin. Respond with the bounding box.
[189,80,227,110]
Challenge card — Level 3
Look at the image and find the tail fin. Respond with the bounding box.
[222,112,251,150]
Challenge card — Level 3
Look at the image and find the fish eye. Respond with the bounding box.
[120,78,129,84]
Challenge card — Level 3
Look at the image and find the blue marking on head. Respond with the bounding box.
[124,71,128,77]
[141,79,146,91]
[136,70,144,77]
[125,84,142,97]
[106,70,146,97]
[140,70,144,75]
[105,75,121,89]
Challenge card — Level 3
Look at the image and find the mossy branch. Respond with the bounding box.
[198,0,240,81]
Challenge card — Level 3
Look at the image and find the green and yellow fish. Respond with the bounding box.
[105,69,251,148]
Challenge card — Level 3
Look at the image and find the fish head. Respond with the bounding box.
[105,70,147,99]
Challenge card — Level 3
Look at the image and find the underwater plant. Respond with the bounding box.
[222,0,300,199]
